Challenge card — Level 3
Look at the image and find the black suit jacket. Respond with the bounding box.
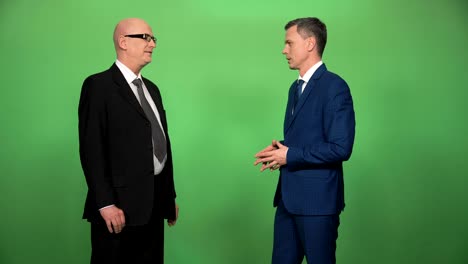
[79,63,176,226]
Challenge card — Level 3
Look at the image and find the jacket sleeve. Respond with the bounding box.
[287,78,355,168]
[78,77,115,209]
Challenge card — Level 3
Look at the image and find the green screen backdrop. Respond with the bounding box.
[1,0,467,263]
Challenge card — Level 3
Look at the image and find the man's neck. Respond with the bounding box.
[299,57,321,77]
[117,57,142,75]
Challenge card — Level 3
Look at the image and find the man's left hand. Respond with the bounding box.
[167,204,179,227]
[254,140,288,172]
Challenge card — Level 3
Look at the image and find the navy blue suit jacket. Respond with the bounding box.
[274,64,355,215]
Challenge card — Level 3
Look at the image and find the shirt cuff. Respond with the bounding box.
[99,204,115,211]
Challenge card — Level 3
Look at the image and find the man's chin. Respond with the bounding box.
[286,61,296,69]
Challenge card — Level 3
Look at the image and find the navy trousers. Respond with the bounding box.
[272,200,340,264]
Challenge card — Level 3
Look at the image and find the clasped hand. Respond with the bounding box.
[254,140,288,171]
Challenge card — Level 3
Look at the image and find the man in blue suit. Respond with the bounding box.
[255,17,355,263]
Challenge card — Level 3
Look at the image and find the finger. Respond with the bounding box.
[270,164,280,171]
[253,159,262,166]
[260,163,269,172]
[256,149,276,158]
[264,161,278,170]
[255,152,268,158]
[263,150,279,157]
[115,213,125,233]
[255,145,276,157]
[260,157,275,164]
[254,157,271,166]
[276,141,284,148]
[255,150,266,157]
[106,220,114,233]
[119,211,126,227]
[255,148,269,157]
[113,220,122,233]
[265,163,275,171]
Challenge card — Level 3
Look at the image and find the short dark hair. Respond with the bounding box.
[285,17,327,57]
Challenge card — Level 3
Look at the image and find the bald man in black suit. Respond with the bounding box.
[79,18,179,264]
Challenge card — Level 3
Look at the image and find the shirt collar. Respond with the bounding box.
[115,60,142,85]
[298,61,323,83]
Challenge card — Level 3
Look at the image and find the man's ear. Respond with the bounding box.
[307,37,316,52]
[118,35,127,50]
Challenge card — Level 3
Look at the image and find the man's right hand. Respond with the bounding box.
[99,205,126,234]
[254,140,280,171]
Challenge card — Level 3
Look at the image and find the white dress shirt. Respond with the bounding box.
[297,61,323,92]
[115,60,167,175]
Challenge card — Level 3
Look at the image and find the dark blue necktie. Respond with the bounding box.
[293,79,305,114]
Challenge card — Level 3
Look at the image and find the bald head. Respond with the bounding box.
[112,18,156,74]
[113,18,151,49]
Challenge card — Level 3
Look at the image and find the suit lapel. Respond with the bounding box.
[144,78,163,114]
[283,81,296,134]
[143,77,168,131]
[110,64,148,119]
[284,64,327,134]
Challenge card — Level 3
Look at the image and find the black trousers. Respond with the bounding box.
[90,178,165,264]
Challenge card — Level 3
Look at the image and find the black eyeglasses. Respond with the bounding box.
[124,34,157,43]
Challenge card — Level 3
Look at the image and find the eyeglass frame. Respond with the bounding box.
[124,34,157,43]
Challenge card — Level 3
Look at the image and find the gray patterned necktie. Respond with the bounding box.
[132,78,167,162]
